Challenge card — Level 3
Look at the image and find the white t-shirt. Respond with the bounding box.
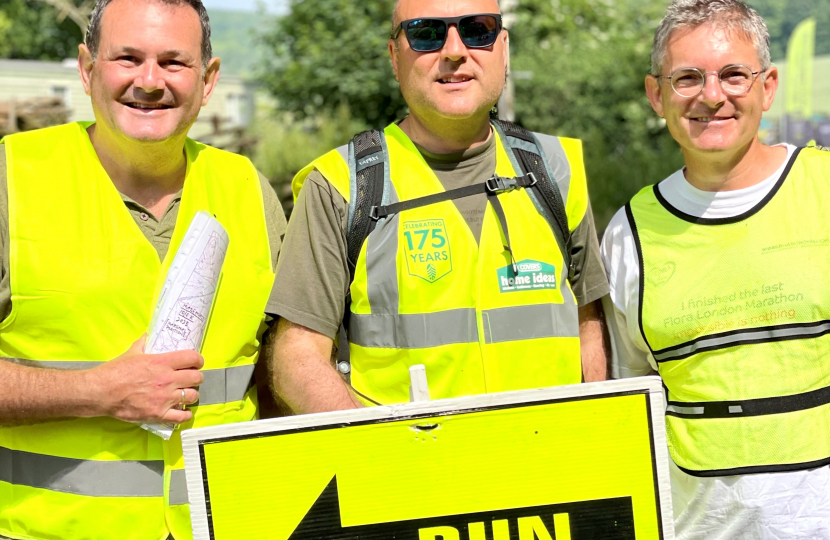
[601,145,830,540]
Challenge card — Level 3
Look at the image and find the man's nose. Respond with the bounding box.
[699,72,726,106]
[134,61,166,93]
[441,25,467,61]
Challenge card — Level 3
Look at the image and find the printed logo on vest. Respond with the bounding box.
[497,259,557,293]
[403,219,452,283]
[646,261,676,287]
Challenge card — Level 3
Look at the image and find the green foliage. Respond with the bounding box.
[0,0,84,61]
[209,9,263,77]
[511,0,685,227]
[256,0,406,127]
[0,11,12,57]
[748,0,830,60]
[251,105,368,210]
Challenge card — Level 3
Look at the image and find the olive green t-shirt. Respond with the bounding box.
[271,134,610,340]
[0,143,287,323]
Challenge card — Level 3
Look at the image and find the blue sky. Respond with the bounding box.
[202,0,288,14]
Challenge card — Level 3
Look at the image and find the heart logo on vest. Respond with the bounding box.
[647,262,676,287]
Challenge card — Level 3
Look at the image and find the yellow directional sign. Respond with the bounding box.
[183,378,674,540]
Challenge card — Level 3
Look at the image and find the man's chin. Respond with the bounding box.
[684,135,744,154]
[118,125,186,144]
[431,102,494,122]
[112,114,192,144]
[671,125,745,155]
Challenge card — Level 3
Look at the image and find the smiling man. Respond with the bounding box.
[268,0,610,414]
[601,0,830,537]
[0,1,286,539]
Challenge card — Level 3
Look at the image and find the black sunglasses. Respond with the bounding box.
[391,14,503,53]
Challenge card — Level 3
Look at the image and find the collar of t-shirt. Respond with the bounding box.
[410,132,496,244]
[413,132,496,172]
[657,144,796,220]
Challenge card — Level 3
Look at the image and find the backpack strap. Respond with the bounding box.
[337,129,391,379]
[491,119,573,279]
[346,129,392,280]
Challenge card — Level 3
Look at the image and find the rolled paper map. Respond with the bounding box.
[141,211,229,439]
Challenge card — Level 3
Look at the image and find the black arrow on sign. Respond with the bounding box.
[287,477,636,539]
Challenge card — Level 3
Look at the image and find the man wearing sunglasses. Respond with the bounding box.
[601,0,830,537]
[268,0,610,412]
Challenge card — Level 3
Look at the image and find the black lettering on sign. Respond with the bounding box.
[288,477,635,539]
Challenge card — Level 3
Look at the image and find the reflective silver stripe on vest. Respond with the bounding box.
[482,303,579,344]
[7,360,255,405]
[666,404,705,415]
[666,383,830,419]
[366,211,402,315]
[501,132,572,213]
[534,133,572,206]
[653,320,830,363]
[6,359,104,370]
[0,446,163,497]
[349,309,479,349]
[350,301,579,349]
[195,364,256,405]
[168,468,189,505]
[508,133,572,206]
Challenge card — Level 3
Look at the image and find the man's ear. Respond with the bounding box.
[761,65,779,112]
[645,74,664,118]
[201,57,221,107]
[502,29,509,70]
[78,44,94,96]
[388,39,400,82]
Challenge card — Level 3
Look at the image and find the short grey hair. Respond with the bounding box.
[651,0,771,76]
[86,0,212,69]
[390,1,400,38]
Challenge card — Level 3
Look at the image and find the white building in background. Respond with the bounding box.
[0,58,258,139]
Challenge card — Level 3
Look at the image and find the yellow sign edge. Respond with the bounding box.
[183,376,675,540]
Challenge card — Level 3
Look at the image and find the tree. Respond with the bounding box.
[257,0,407,127]
[33,0,93,35]
[0,11,12,57]
[510,0,685,227]
[748,0,830,59]
[0,0,85,61]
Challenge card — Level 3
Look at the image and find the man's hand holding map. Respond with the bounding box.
[142,211,229,439]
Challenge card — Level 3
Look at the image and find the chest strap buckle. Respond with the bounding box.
[486,172,537,193]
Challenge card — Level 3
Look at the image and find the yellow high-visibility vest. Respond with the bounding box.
[0,122,274,540]
[293,123,590,405]
[628,147,830,476]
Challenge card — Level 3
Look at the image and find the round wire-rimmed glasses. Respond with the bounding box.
[658,64,766,98]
